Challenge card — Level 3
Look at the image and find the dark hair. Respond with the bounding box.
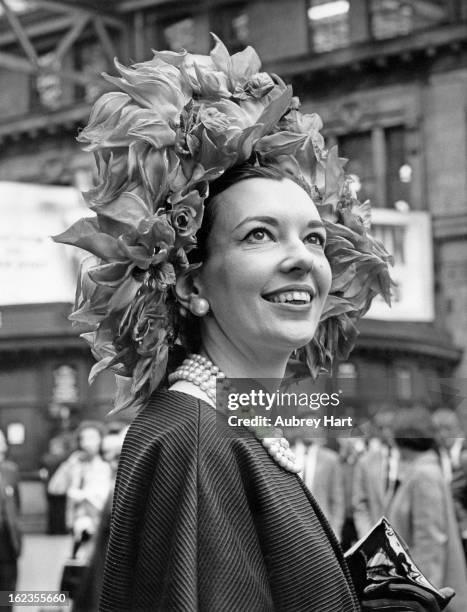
[393,406,437,452]
[178,162,308,353]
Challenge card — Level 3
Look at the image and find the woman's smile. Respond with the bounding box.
[262,284,316,306]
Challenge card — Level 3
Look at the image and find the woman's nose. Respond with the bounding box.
[278,238,317,275]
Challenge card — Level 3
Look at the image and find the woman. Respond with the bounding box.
[388,407,467,612]
[48,421,112,557]
[54,36,452,611]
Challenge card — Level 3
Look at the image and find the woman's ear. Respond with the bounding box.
[175,269,195,311]
[175,270,210,317]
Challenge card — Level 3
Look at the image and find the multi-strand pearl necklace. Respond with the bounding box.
[168,353,301,474]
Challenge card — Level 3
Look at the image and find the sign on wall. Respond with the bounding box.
[365,209,434,321]
[0,181,89,306]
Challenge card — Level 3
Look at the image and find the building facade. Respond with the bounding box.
[0,0,466,474]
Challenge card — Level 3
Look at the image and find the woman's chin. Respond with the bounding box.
[266,331,316,356]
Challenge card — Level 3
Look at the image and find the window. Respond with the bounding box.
[211,4,250,53]
[308,0,350,53]
[162,17,196,52]
[338,131,375,204]
[385,126,411,211]
[394,366,412,401]
[151,13,210,54]
[371,0,450,40]
[337,125,414,209]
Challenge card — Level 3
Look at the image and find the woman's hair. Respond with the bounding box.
[177,161,309,353]
[392,406,437,452]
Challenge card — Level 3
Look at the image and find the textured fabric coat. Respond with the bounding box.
[100,390,360,611]
[387,451,467,612]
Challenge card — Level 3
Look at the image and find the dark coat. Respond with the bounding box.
[0,460,22,560]
[101,390,360,612]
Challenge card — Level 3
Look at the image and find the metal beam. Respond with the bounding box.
[0,0,39,68]
[0,49,101,86]
[0,102,91,138]
[117,0,176,10]
[54,14,90,63]
[117,0,246,13]
[55,67,101,86]
[0,50,32,73]
[93,15,117,65]
[0,15,74,47]
[34,0,126,29]
[33,0,86,14]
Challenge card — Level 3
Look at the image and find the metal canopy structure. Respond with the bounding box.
[0,0,125,87]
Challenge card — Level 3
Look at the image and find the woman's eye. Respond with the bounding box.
[305,233,325,247]
[244,227,273,242]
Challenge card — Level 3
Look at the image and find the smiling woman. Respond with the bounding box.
[51,35,450,612]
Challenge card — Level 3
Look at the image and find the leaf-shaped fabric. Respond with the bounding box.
[53,218,125,261]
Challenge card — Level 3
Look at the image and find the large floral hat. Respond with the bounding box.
[53,35,392,413]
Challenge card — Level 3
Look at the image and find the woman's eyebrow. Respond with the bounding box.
[305,220,325,230]
[233,216,325,231]
[233,215,278,230]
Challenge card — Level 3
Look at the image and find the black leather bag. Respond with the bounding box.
[344,518,454,610]
[59,558,88,600]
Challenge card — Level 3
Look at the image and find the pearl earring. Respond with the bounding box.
[189,296,210,317]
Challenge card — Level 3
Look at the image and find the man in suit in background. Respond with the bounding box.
[352,409,399,539]
[0,428,22,610]
[432,408,467,560]
[293,434,345,538]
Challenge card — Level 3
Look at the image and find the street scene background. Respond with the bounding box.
[1,0,467,610]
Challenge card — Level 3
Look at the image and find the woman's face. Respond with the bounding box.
[196,177,332,357]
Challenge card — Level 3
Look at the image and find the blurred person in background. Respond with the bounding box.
[40,435,74,535]
[0,429,21,612]
[338,436,366,550]
[292,433,346,538]
[72,425,127,612]
[352,408,400,539]
[432,408,467,560]
[388,406,467,612]
[48,421,112,559]
[432,408,465,482]
[100,427,128,477]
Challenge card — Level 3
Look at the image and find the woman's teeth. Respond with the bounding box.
[266,291,312,304]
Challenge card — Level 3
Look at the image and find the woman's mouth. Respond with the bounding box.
[263,290,313,305]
